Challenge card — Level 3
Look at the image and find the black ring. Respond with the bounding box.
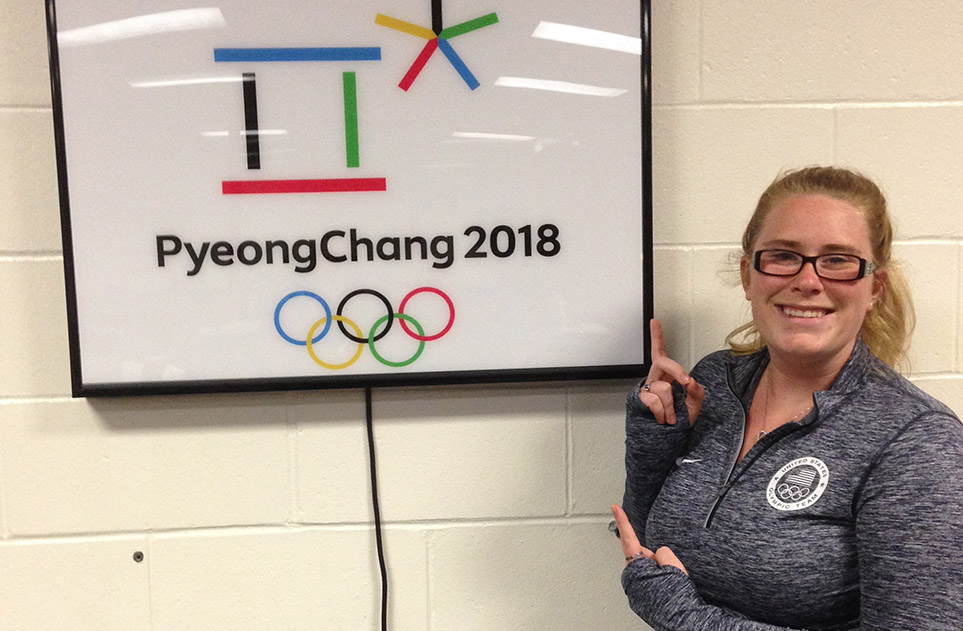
[337,289,393,343]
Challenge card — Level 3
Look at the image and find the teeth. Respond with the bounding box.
[783,307,826,318]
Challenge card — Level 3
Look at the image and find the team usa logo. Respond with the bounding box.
[766,457,830,511]
[274,287,455,369]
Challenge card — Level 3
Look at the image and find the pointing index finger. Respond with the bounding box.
[649,319,667,360]
[611,504,643,558]
[647,319,690,386]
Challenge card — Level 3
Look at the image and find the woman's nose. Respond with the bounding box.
[791,259,824,289]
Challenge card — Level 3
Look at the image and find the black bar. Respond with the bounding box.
[45,0,85,396]
[70,364,645,398]
[432,0,443,34]
[641,0,654,370]
[242,72,260,170]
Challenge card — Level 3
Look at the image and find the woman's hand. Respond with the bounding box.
[611,504,688,575]
[640,319,705,425]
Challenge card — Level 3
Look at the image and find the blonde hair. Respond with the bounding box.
[726,166,915,369]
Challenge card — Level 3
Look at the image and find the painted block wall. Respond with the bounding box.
[1,1,961,629]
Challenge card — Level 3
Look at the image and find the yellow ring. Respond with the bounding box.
[306,315,364,370]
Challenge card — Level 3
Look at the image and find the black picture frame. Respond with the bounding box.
[46,0,653,396]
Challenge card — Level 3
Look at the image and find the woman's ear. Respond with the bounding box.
[740,256,751,300]
[871,267,888,308]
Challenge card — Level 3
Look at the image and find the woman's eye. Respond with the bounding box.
[822,255,854,267]
[771,251,798,263]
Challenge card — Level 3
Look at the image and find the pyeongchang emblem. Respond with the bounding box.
[766,457,830,511]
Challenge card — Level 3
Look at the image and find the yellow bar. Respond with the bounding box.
[375,14,436,40]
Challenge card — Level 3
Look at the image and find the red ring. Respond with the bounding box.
[398,287,454,341]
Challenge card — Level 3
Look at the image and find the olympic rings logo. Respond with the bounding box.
[274,286,454,369]
[767,458,829,512]
[776,484,811,502]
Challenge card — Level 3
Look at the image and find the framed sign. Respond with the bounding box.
[46,0,653,396]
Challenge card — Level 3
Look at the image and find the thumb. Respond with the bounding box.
[654,546,688,575]
[684,378,705,424]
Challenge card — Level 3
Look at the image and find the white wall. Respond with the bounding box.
[2,1,962,629]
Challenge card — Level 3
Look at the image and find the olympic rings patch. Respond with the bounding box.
[766,457,829,511]
[274,287,454,369]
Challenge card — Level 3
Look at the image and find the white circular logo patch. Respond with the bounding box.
[766,457,829,511]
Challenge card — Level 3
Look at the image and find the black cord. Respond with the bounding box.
[365,387,389,631]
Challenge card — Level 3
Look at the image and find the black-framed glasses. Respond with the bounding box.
[753,249,877,281]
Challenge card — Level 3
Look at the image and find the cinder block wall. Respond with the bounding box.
[1,2,960,630]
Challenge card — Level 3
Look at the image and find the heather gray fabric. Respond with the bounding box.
[621,340,963,630]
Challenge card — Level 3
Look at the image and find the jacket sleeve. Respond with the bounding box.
[621,381,693,546]
[621,559,812,631]
[854,412,963,631]
[620,353,811,631]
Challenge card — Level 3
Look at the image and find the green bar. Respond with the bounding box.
[343,72,359,168]
[439,13,498,39]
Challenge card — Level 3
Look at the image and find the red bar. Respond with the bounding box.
[222,178,387,194]
[399,38,439,91]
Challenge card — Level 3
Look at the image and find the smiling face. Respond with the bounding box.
[740,194,886,371]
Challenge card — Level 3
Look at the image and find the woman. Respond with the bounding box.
[611,167,963,630]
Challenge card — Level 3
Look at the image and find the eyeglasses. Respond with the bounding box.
[753,249,877,281]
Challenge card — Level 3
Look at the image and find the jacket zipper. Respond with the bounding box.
[704,372,745,528]
[702,385,818,528]
[704,441,775,528]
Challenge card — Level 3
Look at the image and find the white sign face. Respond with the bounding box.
[48,0,649,394]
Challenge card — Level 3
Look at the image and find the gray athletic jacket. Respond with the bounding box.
[622,340,963,630]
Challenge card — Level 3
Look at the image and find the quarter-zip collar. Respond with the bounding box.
[724,339,874,428]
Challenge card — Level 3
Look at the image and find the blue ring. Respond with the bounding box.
[275,291,331,346]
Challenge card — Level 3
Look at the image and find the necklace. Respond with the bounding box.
[756,370,813,440]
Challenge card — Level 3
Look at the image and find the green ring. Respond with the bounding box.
[368,313,425,367]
